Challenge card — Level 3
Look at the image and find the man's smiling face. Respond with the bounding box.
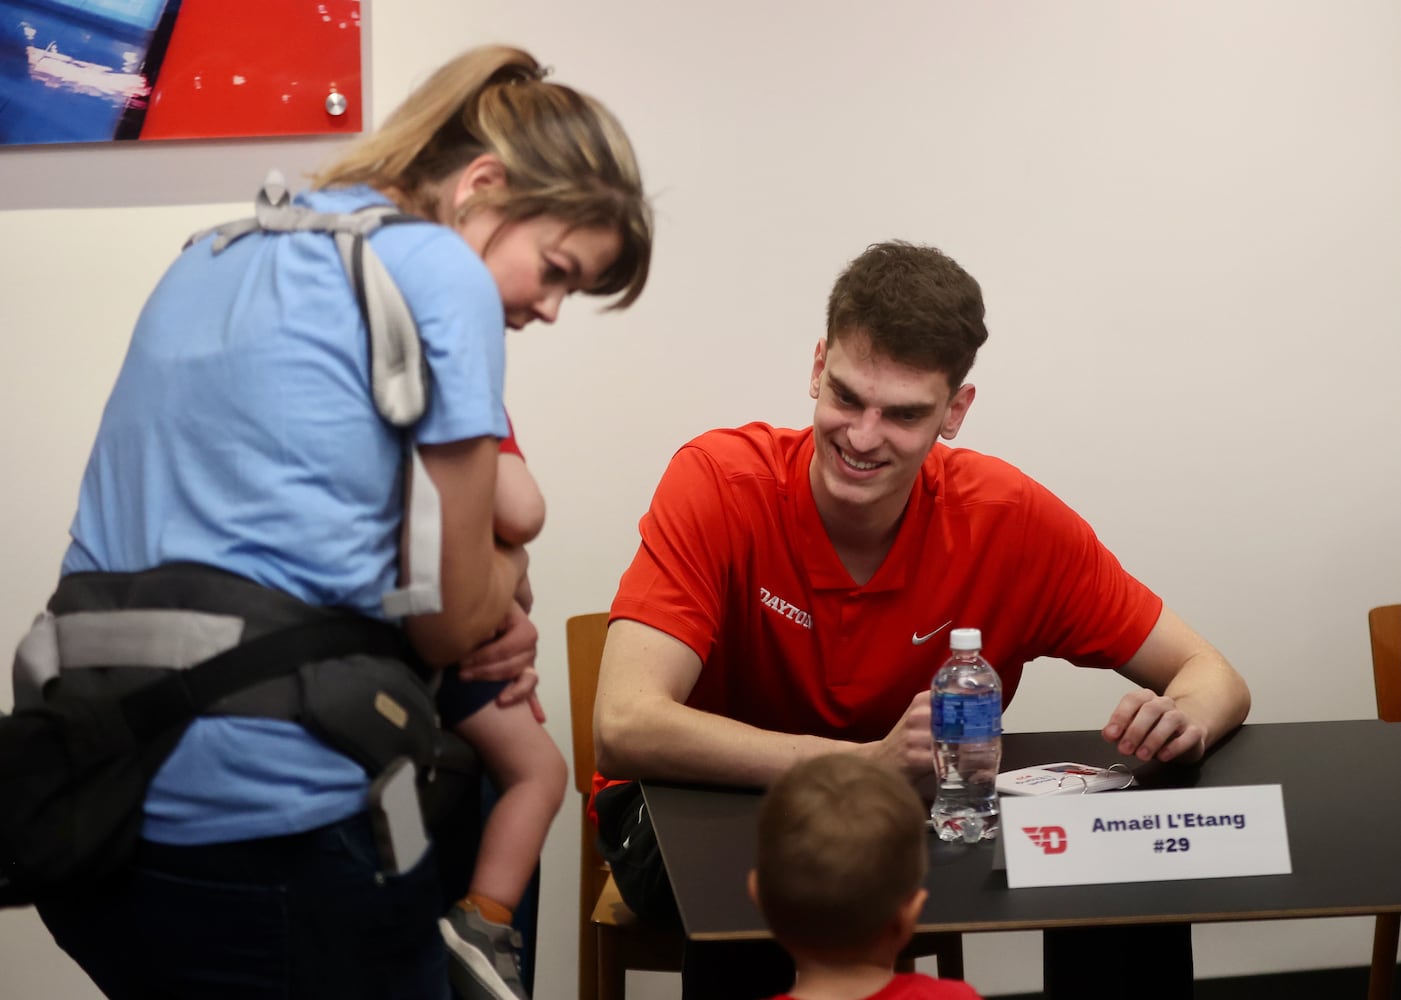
[808,331,974,529]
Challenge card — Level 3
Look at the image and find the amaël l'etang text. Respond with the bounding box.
[1091,812,1247,833]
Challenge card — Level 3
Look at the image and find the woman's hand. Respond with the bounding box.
[457,600,545,722]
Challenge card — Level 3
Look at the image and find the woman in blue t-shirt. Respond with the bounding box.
[37,44,651,1000]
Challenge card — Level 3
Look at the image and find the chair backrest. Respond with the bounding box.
[567,612,611,796]
[1367,607,1401,1000]
[566,611,618,1000]
[1370,605,1401,722]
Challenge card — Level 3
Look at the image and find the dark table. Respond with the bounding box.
[642,720,1401,945]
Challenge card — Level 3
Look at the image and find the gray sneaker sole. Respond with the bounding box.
[439,916,525,1000]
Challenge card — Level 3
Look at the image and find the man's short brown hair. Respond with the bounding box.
[826,241,989,388]
[754,753,928,954]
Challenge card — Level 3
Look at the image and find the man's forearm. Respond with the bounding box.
[1165,650,1251,751]
[595,696,856,789]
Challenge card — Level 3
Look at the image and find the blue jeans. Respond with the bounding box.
[37,813,450,1000]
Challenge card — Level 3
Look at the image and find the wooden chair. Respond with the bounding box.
[566,612,684,1000]
[1368,605,1401,1000]
[565,611,964,998]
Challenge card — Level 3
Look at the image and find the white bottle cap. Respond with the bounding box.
[949,628,982,651]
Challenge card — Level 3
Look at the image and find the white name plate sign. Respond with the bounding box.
[1000,784,1291,889]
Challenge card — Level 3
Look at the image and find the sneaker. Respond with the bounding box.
[440,906,529,1000]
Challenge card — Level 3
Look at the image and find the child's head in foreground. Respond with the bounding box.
[749,752,929,959]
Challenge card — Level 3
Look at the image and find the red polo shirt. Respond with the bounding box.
[592,423,1160,810]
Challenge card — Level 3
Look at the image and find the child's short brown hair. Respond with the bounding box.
[754,753,928,954]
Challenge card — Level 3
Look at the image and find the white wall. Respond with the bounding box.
[3,2,1400,997]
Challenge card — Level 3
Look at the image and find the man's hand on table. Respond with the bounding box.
[1102,688,1207,764]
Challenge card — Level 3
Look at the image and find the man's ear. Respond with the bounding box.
[940,383,976,441]
[452,153,509,210]
[809,340,827,400]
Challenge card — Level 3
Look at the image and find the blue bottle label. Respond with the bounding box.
[934,692,1002,742]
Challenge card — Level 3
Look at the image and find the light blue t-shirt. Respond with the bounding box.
[61,186,508,844]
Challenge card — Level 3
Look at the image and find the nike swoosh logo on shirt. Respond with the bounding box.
[911,621,954,645]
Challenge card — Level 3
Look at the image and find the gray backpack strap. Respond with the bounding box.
[382,448,444,618]
[196,170,394,244]
[195,171,431,428]
[334,225,429,429]
[256,173,432,428]
[180,171,447,620]
[184,216,261,252]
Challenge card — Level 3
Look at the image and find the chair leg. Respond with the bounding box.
[900,934,964,979]
[935,933,964,980]
[1368,912,1399,1000]
[579,909,599,1000]
[597,924,625,1000]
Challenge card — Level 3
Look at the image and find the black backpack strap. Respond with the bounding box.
[119,617,410,744]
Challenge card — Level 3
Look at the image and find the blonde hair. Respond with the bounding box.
[315,45,651,308]
[755,753,928,954]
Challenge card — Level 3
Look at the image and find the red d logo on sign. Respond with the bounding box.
[1023,825,1068,854]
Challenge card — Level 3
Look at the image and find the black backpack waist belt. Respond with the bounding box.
[11,563,440,775]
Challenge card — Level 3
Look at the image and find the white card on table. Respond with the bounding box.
[1000,784,1291,889]
[997,762,1136,796]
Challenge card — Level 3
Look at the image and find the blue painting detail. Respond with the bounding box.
[0,0,178,145]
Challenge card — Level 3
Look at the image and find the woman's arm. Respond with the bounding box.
[401,436,525,666]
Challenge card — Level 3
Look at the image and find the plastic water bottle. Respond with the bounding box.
[930,628,1003,843]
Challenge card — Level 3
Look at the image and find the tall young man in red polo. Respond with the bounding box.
[592,241,1251,999]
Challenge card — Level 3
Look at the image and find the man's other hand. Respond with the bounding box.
[868,690,937,780]
[1102,688,1207,763]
